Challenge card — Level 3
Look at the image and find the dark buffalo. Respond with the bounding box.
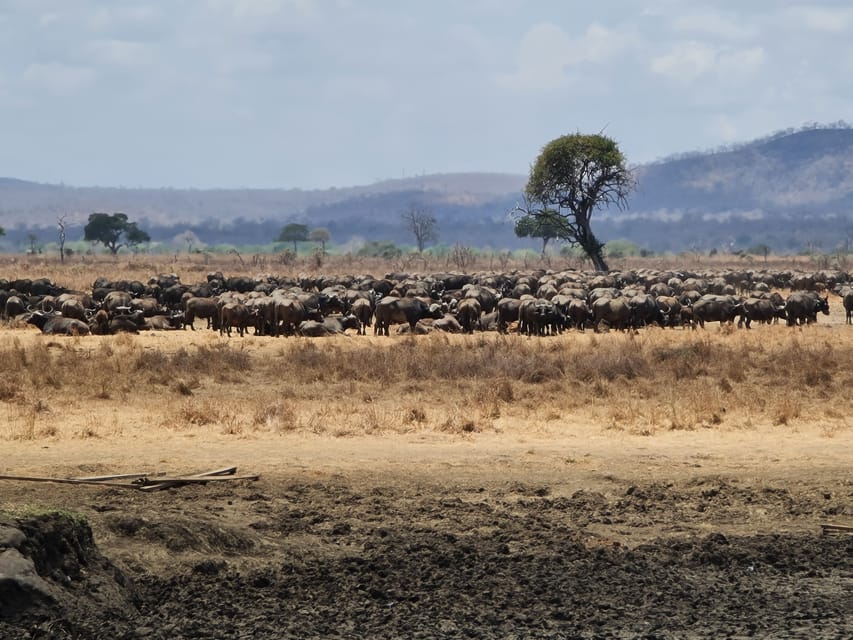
[691,295,743,328]
[349,298,373,335]
[183,297,220,330]
[738,297,786,329]
[102,290,133,314]
[496,298,521,334]
[456,297,482,334]
[27,312,90,336]
[628,293,663,327]
[566,299,594,332]
[298,316,360,337]
[374,297,441,336]
[520,298,565,336]
[4,295,27,319]
[655,296,682,328]
[273,296,320,336]
[843,288,853,324]
[142,314,184,330]
[108,311,145,333]
[785,292,829,326]
[461,285,501,313]
[220,302,251,337]
[591,297,631,331]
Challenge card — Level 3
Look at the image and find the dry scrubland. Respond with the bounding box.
[1,254,851,639]
[0,324,851,445]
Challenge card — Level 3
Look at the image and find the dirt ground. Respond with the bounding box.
[2,320,852,638]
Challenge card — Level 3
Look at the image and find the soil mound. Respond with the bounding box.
[0,512,137,639]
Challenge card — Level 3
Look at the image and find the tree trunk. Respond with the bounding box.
[576,217,609,272]
[587,246,609,272]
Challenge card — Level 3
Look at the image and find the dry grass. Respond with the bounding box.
[1,322,850,442]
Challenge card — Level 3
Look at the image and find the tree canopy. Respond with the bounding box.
[517,133,634,271]
[278,223,309,252]
[513,209,570,253]
[309,227,331,253]
[84,212,150,254]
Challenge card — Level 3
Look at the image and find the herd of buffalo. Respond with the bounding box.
[1,267,852,338]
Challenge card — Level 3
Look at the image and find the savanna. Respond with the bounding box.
[1,254,851,639]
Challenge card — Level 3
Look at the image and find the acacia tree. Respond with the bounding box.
[57,214,67,263]
[402,206,438,252]
[516,133,635,272]
[84,212,150,254]
[278,223,309,252]
[514,207,570,253]
[309,227,331,254]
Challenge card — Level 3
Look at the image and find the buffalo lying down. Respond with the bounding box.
[26,311,90,336]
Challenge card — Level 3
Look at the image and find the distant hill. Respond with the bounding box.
[2,126,852,254]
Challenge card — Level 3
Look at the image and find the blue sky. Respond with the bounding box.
[1,1,851,189]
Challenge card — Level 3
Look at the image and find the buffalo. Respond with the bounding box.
[738,297,786,329]
[456,298,482,334]
[183,297,220,331]
[691,295,743,328]
[785,292,829,326]
[374,297,442,336]
[220,302,251,337]
[27,311,90,336]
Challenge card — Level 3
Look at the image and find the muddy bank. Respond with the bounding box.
[1,477,850,639]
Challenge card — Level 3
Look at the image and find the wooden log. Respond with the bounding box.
[820,523,853,535]
[136,466,242,492]
[0,474,148,489]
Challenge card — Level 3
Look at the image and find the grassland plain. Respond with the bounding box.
[1,255,851,639]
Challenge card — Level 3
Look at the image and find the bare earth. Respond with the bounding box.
[1,321,851,639]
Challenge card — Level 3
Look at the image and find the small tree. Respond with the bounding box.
[27,233,40,255]
[309,227,331,254]
[402,206,438,252]
[0,225,5,238]
[278,223,309,253]
[84,212,150,255]
[514,208,570,253]
[515,133,635,272]
[58,214,67,263]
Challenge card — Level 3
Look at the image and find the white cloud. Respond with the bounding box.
[783,6,853,33]
[497,22,627,91]
[650,42,765,84]
[86,39,154,67]
[88,5,163,31]
[22,62,96,94]
[670,10,756,40]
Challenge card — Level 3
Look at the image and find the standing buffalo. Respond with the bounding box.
[183,297,220,330]
[220,302,251,337]
[591,297,631,331]
[374,297,442,336]
[455,298,482,334]
[839,287,853,324]
[738,297,786,329]
[691,295,743,328]
[785,292,829,326]
[349,298,374,335]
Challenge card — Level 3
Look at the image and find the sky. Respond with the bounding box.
[1,0,851,190]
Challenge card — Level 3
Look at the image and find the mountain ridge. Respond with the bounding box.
[2,126,852,253]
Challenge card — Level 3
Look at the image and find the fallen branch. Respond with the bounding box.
[0,466,258,492]
[820,523,853,536]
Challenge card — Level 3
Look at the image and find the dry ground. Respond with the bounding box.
[1,277,851,638]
